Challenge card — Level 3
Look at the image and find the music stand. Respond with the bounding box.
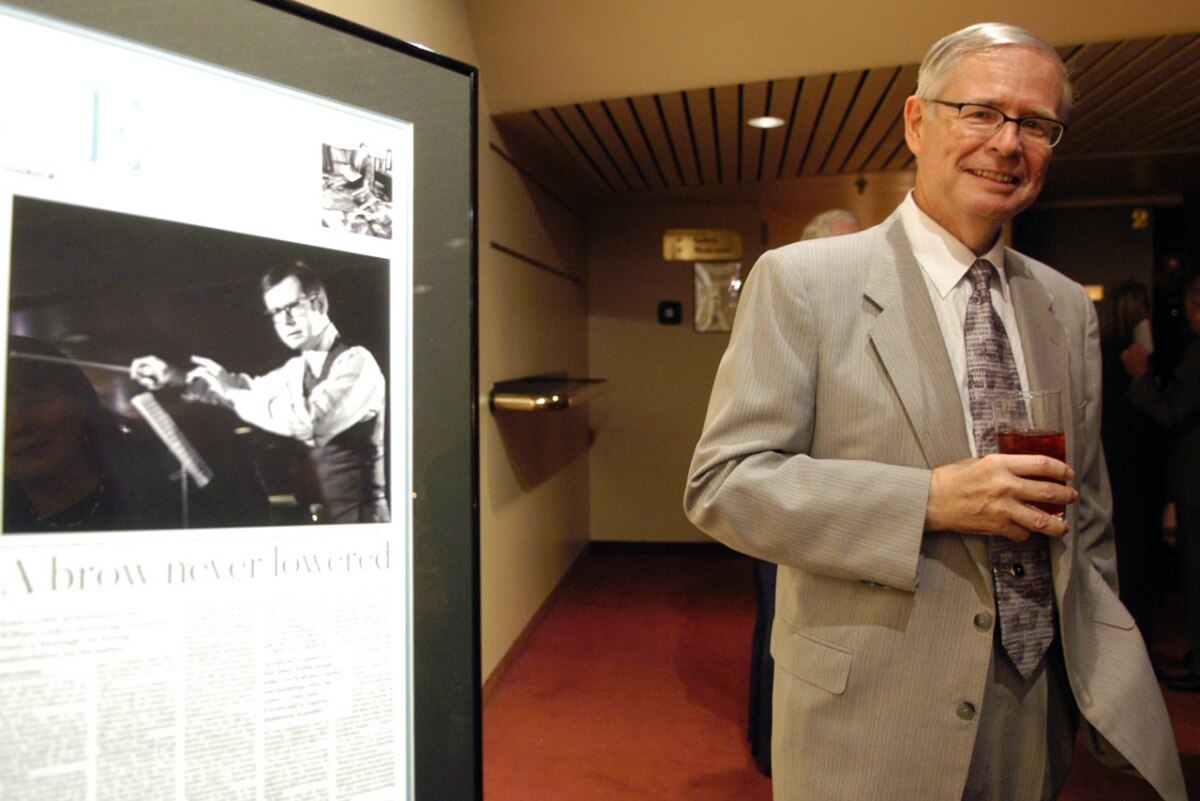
[130,392,213,527]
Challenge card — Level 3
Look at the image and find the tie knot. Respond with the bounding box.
[970,259,995,292]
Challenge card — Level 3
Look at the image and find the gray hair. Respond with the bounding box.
[801,209,862,241]
[916,23,1075,117]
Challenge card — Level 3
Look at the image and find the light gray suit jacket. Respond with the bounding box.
[684,209,1185,800]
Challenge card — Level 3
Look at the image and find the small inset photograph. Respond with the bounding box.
[321,142,393,239]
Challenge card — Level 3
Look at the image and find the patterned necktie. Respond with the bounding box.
[963,259,1055,680]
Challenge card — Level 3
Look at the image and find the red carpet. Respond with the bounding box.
[483,545,1198,800]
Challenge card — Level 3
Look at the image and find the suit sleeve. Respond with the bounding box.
[227,347,385,447]
[683,246,931,590]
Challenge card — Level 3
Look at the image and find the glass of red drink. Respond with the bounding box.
[992,389,1066,517]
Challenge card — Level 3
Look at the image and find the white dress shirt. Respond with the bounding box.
[899,193,1030,457]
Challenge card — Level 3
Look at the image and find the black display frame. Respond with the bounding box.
[0,1,481,799]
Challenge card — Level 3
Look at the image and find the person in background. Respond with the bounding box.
[1123,271,1200,692]
[799,208,863,241]
[685,22,1184,801]
[1100,280,1165,653]
[748,207,861,777]
[4,336,175,532]
[132,263,388,523]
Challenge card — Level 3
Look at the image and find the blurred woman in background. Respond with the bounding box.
[4,336,173,532]
[1101,280,1165,653]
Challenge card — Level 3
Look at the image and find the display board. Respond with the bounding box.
[0,2,478,799]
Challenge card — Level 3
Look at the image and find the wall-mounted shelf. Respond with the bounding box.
[489,374,608,412]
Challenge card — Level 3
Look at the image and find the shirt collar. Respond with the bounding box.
[301,323,340,375]
[306,321,339,354]
[899,192,1008,299]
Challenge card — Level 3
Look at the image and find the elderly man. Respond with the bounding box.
[684,22,1184,801]
[133,264,388,524]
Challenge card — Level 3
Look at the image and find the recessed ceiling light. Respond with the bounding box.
[747,116,785,129]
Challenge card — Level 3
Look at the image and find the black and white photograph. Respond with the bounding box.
[6,196,392,532]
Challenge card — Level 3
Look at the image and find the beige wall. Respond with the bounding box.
[587,203,758,542]
[301,0,592,682]
[586,175,915,543]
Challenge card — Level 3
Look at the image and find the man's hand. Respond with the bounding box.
[925,454,1078,541]
[130,355,172,390]
[186,356,238,403]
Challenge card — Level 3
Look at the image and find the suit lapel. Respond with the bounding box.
[865,219,999,589]
[864,215,972,470]
[1005,252,1067,405]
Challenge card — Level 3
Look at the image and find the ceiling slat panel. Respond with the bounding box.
[1065,39,1163,132]
[778,74,829,178]
[757,78,798,182]
[712,84,742,184]
[800,71,861,176]
[1068,39,1153,97]
[532,108,614,191]
[859,116,909,174]
[848,65,917,174]
[1061,40,1124,94]
[824,67,900,175]
[739,80,769,183]
[1067,37,1200,154]
[496,32,1199,201]
[606,98,669,191]
[627,95,685,190]
[818,70,873,174]
[877,135,915,172]
[1099,84,1200,153]
[572,101,639,191]
[682,88,719,185]
[656,91,703,187]
[1142,93,1200,151]
[548,105,629,191]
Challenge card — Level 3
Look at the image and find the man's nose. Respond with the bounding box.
[989,120,1023,153]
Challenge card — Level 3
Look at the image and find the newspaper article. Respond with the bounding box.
[0,5,414,799]
[1,535,406,801]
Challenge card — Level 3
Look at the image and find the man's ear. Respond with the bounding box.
[903,95,925,157]
[313,293,329,316]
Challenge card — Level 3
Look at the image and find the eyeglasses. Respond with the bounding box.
[265,294,317,320]
[928,99,1066,148]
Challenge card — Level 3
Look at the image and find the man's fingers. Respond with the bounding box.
[190,355,222,372]
[987,452,1073,482]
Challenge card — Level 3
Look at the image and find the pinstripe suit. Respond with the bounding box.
[684,207,1185,800]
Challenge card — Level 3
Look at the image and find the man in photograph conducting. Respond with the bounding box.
[684,21,1184,801]
[132,263,388,523]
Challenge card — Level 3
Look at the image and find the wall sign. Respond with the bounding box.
[663,228,743,261]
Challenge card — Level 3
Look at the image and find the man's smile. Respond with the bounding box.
[966,167,1019,185]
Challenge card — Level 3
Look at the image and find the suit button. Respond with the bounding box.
[957,702,977,721]
[1010,563,1025,578]
[974,612,993,631]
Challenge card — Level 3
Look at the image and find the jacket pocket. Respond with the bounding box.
[771,627,853,694]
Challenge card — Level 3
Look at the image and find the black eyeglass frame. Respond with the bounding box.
[264,293,319,320]
[927,99,1067,148]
